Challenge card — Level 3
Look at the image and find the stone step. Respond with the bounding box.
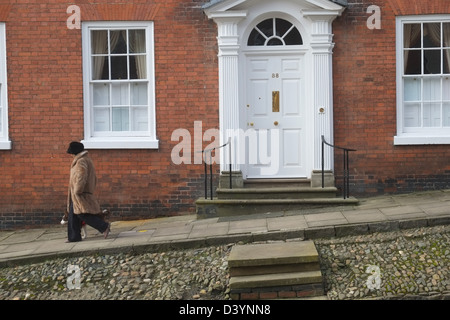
[201,176,358,219]
[229,270,323,290]
[228,242,321,276]
[227,241,324,300]
[196,197,358,218]
[230,261,321,277]
[216,186,338,200]
[243,179,311,188]
[228,242,319,267]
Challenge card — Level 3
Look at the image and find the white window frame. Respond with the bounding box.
[81,21,158,149]
[395,15,450,145]
[0,23,11,150]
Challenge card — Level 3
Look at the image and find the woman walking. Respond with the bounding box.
[66,141,110,242]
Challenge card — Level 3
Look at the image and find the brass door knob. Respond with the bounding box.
[274,121,279,126]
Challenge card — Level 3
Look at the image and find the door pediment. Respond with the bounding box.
[203,0,346,16]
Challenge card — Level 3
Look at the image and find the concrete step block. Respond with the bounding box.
[229,270,323,289]
[228,241,319,268]
[216,187,338,200]
[230,261,321,277]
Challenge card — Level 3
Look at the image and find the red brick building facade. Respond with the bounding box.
[0,0,449,229]
[334,0,450,194]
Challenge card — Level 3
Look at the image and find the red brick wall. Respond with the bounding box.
[333,0,450,196]
[0,0,219,229]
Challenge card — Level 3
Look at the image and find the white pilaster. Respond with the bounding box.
[303,11,340,172]
[207,11,246,172]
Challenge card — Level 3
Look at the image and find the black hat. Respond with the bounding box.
[67,141,84,155]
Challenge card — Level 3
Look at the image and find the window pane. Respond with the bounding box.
[129,55,147,79]
[92,56,109,80]
[110,56,128,80]
[404,103,421,127]
[132,107,148,131]
[423,23,441,48]
[424,49,441,74]
[444,23,450,47]
[444,77,450,100]
[256,19,274,38]
[267,38,283,46]
[112,107,129,131]
[111,83,129,106]
[423,102,441,127]
[276,19,292,37]
[248,29,266,46]
[284,28,302,45]
[404,24,421,49]
[91,30,108,54]
[94,108,110,132]
[404,50,421,75]
[131,83,148,105]
[111,30,127,54]
[423,78,441,101]
[444,49,450,74]
[93,83,109,106]
[404,78,421,101]
[443,103,450,126]
[129,30,146,53]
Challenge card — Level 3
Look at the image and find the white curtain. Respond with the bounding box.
[426,23,441,46]
[425,23,450,73]
[92,30,122,79]
[109,30,121,53]
[92,31,108,80]
[404,24,421,73]
[425,23,442,74]
[129,30,147,79]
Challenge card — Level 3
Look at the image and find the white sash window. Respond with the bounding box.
[82,22,158,149]
[395,15,450,145]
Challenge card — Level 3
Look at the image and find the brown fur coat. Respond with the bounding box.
[67,151,101,215]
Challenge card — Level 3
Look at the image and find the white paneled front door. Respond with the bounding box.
[245,55,305,178]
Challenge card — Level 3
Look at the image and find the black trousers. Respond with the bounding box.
[67,203,109,242]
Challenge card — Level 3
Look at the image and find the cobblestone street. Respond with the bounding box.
[1,223,450,300]
[316,224,450,300]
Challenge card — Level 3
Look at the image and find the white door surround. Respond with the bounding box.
[204,0,345,180]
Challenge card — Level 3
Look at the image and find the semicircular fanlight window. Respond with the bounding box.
[248,18,303,46]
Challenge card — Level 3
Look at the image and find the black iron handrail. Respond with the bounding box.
[200,139,232,200]
[321,135,356,199]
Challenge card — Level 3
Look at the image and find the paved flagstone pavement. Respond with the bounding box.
[1,189,450,266]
